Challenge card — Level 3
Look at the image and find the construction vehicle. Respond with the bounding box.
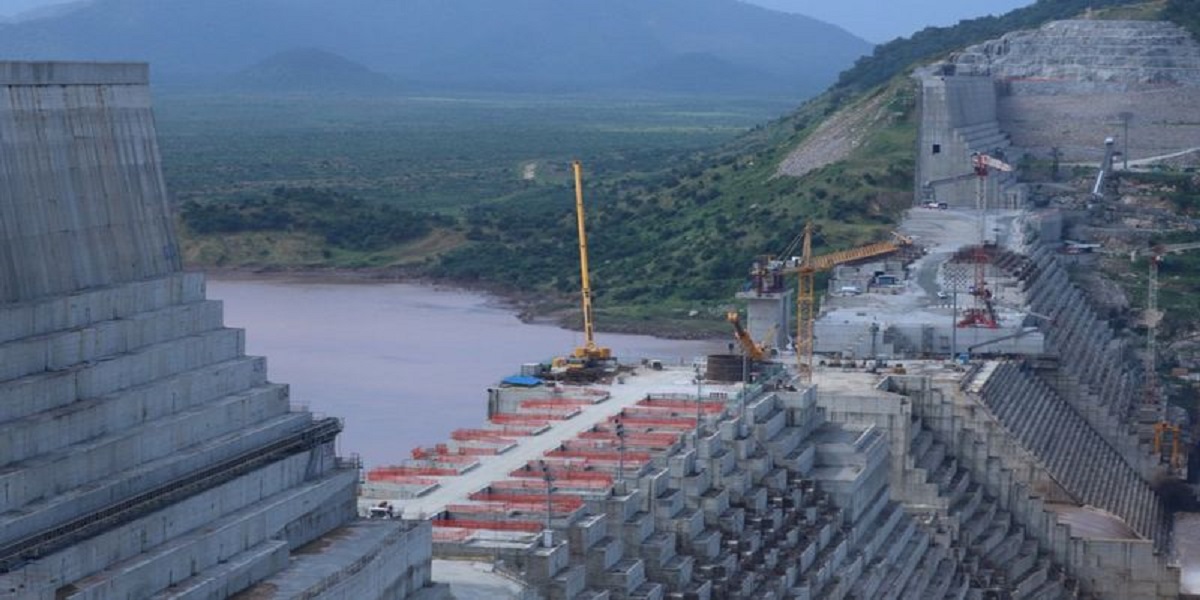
[726,311,772,362]
[1153,422,1184,472]
[550,161,614,379]
[787,222,915,382]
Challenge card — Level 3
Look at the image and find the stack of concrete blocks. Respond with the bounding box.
[915,71,1020,210]
[886,373,1180,598]
[0,61,437,600]
[816,381,1079,598]
[814,318,1045,362]
[1020,245,1166,477]
[812,321,896,361]
[527,383,992,599]
[977,362,1171,545]
[735,289,792,354]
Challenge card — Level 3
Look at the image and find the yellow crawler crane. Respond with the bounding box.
[788,222,914,382]
[569,160,610,363]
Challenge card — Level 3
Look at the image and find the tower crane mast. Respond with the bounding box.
[787,223,914,382]
[959,152,1012,329]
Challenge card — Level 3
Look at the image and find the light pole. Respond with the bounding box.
[740,352,749,430]
[694,365,704,446]
[1118,111,1134,171]
[615,419,626,490]
[538,460,553,548]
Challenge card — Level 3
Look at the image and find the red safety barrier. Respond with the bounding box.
[468,491,586,510]
[578,430,681,446]
[510,464,614,483]
[432,518,542,533]
[545,449,652,462]
[520,399,592,409]
[367,465,460,478]
[365,474,439,486]
[607,415,698,429]
[489,414,551,427]
[452,428,521,441]
[494,411,574,421]
[453,446,504,456]
[432,528,473,542]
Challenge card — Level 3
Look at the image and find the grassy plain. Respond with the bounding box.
[154,90,798,213]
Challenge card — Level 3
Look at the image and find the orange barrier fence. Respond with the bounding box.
[431,517,542,533]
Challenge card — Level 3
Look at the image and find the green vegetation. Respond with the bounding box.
[431,80,919,314]
[180,187,452,252]
[157,92,794,213]
[171,0,1195,334]
[1164,0,1200,39]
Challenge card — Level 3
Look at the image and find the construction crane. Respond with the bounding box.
[788,222,914,381]
[959,152,1013,329]
[726,311,771,362]
[570,160,609,362]
[1134,242,1200,474]
[551,161,611,376]
[1153,422,1184,471]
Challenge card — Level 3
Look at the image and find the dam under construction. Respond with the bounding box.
[2,16,1200,600]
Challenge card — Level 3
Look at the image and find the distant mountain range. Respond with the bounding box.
[230,48,397,93]
[0,0,872,95]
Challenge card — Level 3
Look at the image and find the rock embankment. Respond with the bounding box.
[946,19,1200,163]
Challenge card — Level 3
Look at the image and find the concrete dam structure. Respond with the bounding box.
[359,18,1197,600]
[0,62,440,599]
[4,21,1197,600]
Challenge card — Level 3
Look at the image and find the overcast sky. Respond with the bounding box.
[741,0,1037,42]
[1,0,1037,43]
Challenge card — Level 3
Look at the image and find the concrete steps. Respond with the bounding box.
[60,464,356,600]
[0,355,267,467]
[977,362,1169,545]
[0,406,309,548]
[910,420,1075,599]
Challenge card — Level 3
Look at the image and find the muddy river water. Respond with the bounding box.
[206,279,724,468]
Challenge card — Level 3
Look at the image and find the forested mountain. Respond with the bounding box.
[0,0,870,95]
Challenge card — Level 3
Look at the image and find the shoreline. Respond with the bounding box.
[196,266,726,341]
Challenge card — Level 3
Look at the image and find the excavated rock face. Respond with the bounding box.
[936,19,1200,164]
[950,19,1200,91]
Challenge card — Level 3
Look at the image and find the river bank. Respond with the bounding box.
[200,265,730,340]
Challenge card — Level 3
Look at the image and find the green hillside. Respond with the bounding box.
[179,0,1196,335]
[428,0,1189,333]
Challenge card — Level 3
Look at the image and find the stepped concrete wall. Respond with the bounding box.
[0,62,432,600]
[887,372,1180,598]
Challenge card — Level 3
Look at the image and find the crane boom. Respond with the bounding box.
[571,161,610,361]
[788,223,913,381]
[726,311,766,362]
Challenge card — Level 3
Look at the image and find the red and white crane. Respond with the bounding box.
[958,152,1012,329]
